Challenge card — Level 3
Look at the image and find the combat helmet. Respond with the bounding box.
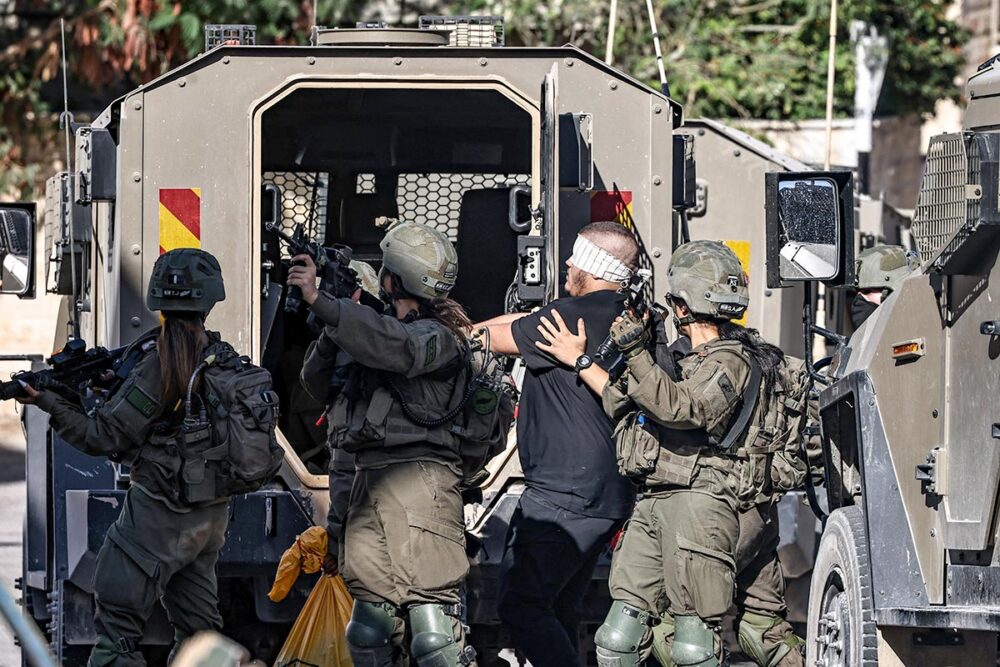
[350,259,380,299]
[147,248,226,314]
[666,240,749,323]
[377,217,458,300]
[854,245,918,294]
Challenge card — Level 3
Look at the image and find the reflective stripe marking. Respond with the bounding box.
[158,188,201,254]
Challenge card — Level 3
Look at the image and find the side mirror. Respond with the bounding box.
[765,171,854,288]
[0,204,36,298]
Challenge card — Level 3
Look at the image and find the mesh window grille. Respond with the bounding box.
[356,173,376,194]
[204,24,256,50]
[396,173,530,240]
[263,172,329,256]
[418,16,505,47]
[912,134,976,263]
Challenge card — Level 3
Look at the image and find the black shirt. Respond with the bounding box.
[511,289,636,519]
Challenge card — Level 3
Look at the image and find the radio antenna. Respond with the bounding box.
[643,0,670,97]
[59,17,80,340]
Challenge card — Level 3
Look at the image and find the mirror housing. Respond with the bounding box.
[765,171,854,288]
[0,203,36,298]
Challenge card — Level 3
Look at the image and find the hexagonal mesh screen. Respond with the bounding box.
[396,173,530,240]
[263,171,329,256]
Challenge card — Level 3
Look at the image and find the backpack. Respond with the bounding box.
[388,333,518,489]
[179,344,285,502]
[731,355,811,509]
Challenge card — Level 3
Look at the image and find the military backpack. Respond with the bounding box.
[175,344,285,503]
[730,355,811,509]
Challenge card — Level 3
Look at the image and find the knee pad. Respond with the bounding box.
[594,600,652,667]
[346,600,397,667]
[738,610,803,667]
[408,604,475,667]
[671,615,719,667]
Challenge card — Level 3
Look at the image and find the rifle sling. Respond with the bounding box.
[713,355,762,452]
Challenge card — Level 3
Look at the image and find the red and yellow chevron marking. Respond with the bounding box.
[723,239,751,326]
[590,190,634,228]
[159,188,201,254]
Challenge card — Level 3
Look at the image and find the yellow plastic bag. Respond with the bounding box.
[273,574,354,667]
[268,526,329,603]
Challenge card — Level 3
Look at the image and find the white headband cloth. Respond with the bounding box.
[570,235,633,283]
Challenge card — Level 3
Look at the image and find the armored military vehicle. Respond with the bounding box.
[763,56,1000,666]
[0,18,869,665]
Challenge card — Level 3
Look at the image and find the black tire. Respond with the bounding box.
[807,505,878,667]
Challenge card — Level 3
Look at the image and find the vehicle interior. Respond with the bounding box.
[257,87,534,471]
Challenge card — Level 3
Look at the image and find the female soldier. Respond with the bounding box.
[561,240,786,667]
[18,248,235,666]
[288,219,477,667]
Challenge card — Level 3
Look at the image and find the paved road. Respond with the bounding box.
[0,435,26,666]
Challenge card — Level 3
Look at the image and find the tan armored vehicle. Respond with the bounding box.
[0,19,853,665]
[763,56,1000,665]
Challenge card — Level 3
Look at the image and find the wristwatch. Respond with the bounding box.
[574,354,594,376]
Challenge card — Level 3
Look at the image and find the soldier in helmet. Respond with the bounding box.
[17,248,237,666]
[850,244,919,328]
[288,220,477,667]
[586,240,791,667]
[298,259,383,576]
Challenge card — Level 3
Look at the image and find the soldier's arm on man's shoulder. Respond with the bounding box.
[625,348,750,431]
[602,376,634,420]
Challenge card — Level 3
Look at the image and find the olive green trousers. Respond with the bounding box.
[88,488,229,667]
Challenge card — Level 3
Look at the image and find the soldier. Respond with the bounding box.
[288,220,477,667]
[298,260,381,577]
[850,244,919,328]
[537,242,805,666]
[16,249,238,666]
[589,240,785,667]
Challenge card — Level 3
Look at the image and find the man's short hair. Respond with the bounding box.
[579,221,640,271]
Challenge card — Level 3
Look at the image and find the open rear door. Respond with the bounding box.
[517,65,558,304]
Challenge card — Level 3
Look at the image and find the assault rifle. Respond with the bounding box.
[0,333,155,406]
[265,222,360,312]
[596,269,653,381]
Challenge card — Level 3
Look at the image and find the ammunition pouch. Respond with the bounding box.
[614,412,703,488]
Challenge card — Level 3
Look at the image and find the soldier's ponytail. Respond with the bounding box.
[717,321,786,399]
[158,312,209,414]
[420,297,473,339]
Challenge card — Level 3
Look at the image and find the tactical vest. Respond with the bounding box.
[615,340,763,489]
[615,339,810,509]
[329,348,468,454]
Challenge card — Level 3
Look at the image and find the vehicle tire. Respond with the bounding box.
[806,505,877,667]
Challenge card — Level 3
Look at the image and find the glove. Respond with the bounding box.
[321,550,339,577]
[610,314,648,358]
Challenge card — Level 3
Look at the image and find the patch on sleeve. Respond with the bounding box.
[716,371,738,403]
[424,336,438,366]
[125,385,157,418]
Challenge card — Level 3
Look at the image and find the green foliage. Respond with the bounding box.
[498,0,967,120]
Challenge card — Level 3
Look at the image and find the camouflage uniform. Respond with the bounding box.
[595,240,758,667]
[301,220,476,667]
[600,339,751,664]
[30,249,232,667]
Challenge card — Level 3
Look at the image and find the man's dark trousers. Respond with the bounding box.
[497,490,622,667]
